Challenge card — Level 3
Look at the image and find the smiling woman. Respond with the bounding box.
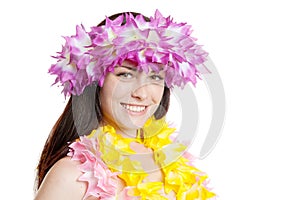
[100,60,166,136]
[34,10,216,200]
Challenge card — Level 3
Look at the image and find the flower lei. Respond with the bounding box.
[49,9,209,96]
[69,117,216,200]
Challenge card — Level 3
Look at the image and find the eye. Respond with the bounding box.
[116,72,133,79]
[150,74,164,81]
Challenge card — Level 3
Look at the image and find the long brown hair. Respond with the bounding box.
[35,12,171,189]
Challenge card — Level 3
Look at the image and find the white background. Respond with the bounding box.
[1,0,299,199]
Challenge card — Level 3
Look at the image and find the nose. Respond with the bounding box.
[131,85,148,101]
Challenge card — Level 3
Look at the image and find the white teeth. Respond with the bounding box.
[122,104,146,112]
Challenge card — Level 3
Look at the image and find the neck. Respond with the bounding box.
[100,120,139,139]
[116,128,138,139]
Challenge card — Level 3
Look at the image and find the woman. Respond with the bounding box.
[35,10,216,200]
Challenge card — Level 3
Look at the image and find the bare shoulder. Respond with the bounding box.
[34,157,91,200]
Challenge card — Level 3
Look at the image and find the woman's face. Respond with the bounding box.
[100,60,165,137]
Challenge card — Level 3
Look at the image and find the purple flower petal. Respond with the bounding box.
[49,9,209,96]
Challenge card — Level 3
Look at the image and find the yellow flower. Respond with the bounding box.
[86,116,216,199]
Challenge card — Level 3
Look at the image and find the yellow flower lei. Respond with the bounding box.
[87,117,216,200]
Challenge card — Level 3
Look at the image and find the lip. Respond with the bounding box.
[120,103,148,115]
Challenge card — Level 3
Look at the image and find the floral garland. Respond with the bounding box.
[68,117,216,199]
[49,9,209,96]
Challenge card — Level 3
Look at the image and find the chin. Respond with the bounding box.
[126,118,148,129]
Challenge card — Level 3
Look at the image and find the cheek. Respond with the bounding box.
[100,79,129,110]
[152,85,165,103]
[100,76,117,111]
[100,89,112,116]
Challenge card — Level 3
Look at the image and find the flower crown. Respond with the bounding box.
[49,9,209,96]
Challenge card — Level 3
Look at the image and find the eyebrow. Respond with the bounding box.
[117,65,164,73]
[150,69,164,73]
[118,65,137,71]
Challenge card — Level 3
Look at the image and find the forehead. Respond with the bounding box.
[122,59,138,67]
[120,59,165,72]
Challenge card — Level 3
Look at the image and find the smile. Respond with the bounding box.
[121,103,147,112]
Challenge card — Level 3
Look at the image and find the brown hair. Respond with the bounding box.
[35,12,171,189]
